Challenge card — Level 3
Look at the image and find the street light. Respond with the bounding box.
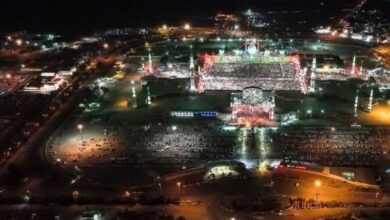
[15,39,23,46]
[23,194,31,203]
[103,43,109,49]
[77,124,83,144]
[72,190,80,200]
[123,191,131,199]
[315,180,321,203]
[184,23,191,30]
[162,24,167,30]
[176,181,181,190]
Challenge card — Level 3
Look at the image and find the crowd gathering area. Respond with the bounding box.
[43,41,390,186]
[48,116,390,174]
[271,126,390,166]
[202,62,301,91]
[47,120,237,170]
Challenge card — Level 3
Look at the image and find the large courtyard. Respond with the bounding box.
[38,39,390,187]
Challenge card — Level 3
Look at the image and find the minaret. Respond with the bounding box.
[189,47,196,92]
[302,67,308,93]
[367,89,373,111]
[190,79,196,93]
[148,51,153,74]
[351,55,356,76]
[269,107,275,120]
[189,68,196,93]
[311,57,316,73]
[189,55,194,70]
[354,91,359,117]
[269,92,276,120]
[309,58,316,94]
[146,87,152,105]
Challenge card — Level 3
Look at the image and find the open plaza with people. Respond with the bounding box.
[271,126,390,166]
[38,37,390,188]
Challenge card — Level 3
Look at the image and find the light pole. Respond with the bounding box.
[184,23,191,31]
[77,124,83,144]
[315,180,321,203]
[72,190,80,201]
[176,181,181,191]
[16,39,23,46]
[124,191,131,199]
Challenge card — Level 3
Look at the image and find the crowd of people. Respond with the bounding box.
[49,118,390,170]
[271,126,390,166]
[49,121,237,169]
[207,63,295,78]
[202,63,300,91]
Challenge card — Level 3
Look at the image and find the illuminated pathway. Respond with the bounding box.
[237,128,250,165]
[256,127,270,162]
[237,127,272,169]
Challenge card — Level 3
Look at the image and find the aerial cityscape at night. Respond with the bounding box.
[1,0,390,219]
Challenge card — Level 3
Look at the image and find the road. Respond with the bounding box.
[0,201,388,220]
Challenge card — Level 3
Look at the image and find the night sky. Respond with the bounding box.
[0,0,388,34]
